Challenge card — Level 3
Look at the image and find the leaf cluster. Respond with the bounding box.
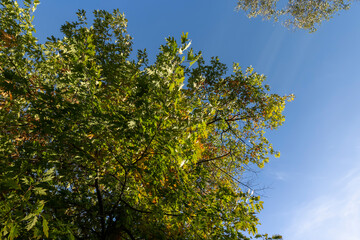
[236,0,351,31]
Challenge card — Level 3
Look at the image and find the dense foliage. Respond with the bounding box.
[0,1,292,239]
[236,0,351,31]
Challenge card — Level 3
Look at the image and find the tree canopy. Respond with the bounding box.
[236,0,351,31]
[0,1,292,239]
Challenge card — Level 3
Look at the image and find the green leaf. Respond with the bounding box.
[181,32,188,44]
[25,216,38,231]
[23,213,36,221]
[33,187,47,195]
[42,217,49,238]
[8,223,19,240]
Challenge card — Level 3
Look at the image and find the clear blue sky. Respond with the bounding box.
[32,1,360,239]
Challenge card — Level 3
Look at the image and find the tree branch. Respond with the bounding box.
[121,225,136,240]
[132,121,162,165]
[95,176,106,239]
[119,199,184,217]
[197,151,231,165]
[211,162,254,191]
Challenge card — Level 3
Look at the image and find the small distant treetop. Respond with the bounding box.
[236,0,351,31]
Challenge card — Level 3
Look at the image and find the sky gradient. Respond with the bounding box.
[32,1,360,239]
